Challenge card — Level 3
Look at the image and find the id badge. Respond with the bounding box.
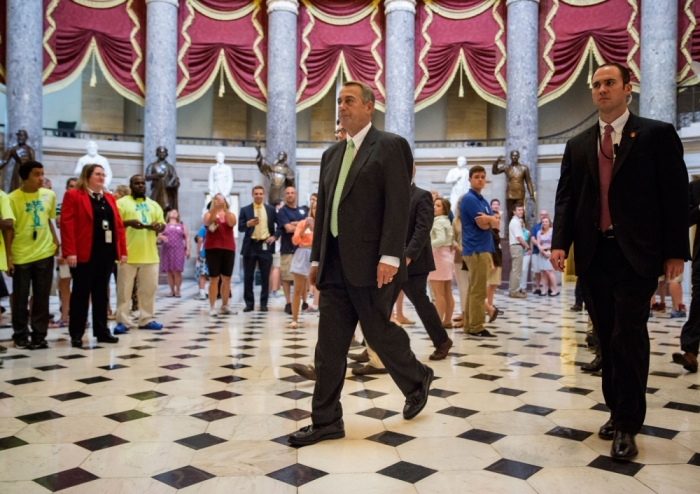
[262,243,268,251]
[105,230,113,243]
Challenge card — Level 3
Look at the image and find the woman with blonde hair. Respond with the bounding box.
[203,193,237,317]
[288,201,316,328]
[429,197,455,327]
[158,209,190,297]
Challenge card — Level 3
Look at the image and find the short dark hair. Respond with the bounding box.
[596,62,631,86]
[512,202,524,212]
[490,198,500,205]
[19,161,43,180]
[469,165,486,178]
[129,174,144,186]
[252,185,265,193]
[66,177,78,188]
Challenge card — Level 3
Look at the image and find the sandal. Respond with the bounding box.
[49,320,68,329]
[287,321,298,329]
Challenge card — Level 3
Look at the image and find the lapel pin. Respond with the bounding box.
[630,132,636,138]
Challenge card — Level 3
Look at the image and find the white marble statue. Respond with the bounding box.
[208,152,233,200]
[445,156,469,213]
[75,141,113,190]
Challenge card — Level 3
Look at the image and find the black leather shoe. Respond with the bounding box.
[599,419,614,440]
[581,355,602,372]
[403,365,434,420]
[96,335,119,344]
[288,418,345,446]
[71,339,83,348]
[611,431,638,459]
[14,339,30,349]
[243,307,254,313]
[260,306,268,312]
[31,340,49,350]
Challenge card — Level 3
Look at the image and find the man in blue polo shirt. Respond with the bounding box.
[460,165,499,338]
[276,186,308,314]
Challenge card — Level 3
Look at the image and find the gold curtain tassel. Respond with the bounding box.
[587,48,594,87]
[89,49,97,87]
[458,64,465,98]
[218,62,226,97]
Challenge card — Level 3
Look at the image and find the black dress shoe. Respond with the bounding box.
[288,418,345,446]
[260,306,268,312]
[71,339,83,348]
[599,418,614,440]
[403,365,434,420]
[96,335,119,344]
[243,307,254,313]
[581,355,602,372]
[611,431,638,459]
[31,340,49,350]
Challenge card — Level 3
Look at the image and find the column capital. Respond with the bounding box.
[267,0,299,15]
[146,0,178,7]
[385,0,416,15]
[505,0,539,6]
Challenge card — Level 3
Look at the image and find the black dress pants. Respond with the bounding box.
[12,256,54,343]
[312,236,427,426]
[243,241,273,309]
[401,273,449,348]
[681,254,700,356]
[69,256,114,340]
[579,236,657,435]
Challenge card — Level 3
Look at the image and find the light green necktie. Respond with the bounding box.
[330,139,355,237]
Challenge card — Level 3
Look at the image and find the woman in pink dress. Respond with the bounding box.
[429,198,455,328]
[158,209,190,297]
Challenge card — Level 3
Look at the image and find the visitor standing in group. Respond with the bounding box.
[429,197,454,328]
[159,209,190,297]
[289,200,316,328]
[204,193,237,317]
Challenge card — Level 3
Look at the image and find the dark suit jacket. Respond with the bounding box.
[405,184,436,277]
[311,125,413,287]
[689,178,700,259]
[238,203,277,256]
[552,111,689,279]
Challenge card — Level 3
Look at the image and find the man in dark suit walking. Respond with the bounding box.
[673,178,700,373]
[238,185,278,312]
[288,81,433,446]
[551,63,688,459]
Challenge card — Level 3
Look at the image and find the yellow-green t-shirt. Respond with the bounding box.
[117,196,164,264]
[0,190,16,271]
[8,187,57,265]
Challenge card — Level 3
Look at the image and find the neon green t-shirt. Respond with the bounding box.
[0,190,16,271]
[117,196,164,264]
[8,187,57,265]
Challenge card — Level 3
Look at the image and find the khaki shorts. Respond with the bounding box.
[489,266,502,286]
[659,273,684,283]
[281,254,294,281]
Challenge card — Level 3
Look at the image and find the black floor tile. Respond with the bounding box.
[456,362,483,368]
[191,409,235,422]
[436,406,478,419]
[0,435,28,451]
[558,387,594,396]
[35,364,67,371]
[349,389,387,400]
[510,362,539,368]
[16,410,64,424]
[377,461,436,484]
[428,388,458,398]
[664,401,700,414]
[105,410,150,423]
[50,391,91,402]
[280,375,308,383]
[75,434,129,451]
[516,405,555,416]
[97,364,129,371]
[221,363,251,370]
[457,429,505,445]
[212,375,246,384]
[588,455,644,476]
[172,354,200,360]
[546,426,592,442]
[650,371,681,378]
[58,354,87,360]
[346,375,378,383]
[484,458,542,480]
[203,391,240,400]
[127,391,167,401]
[276,408,312,421]
[131,345,156,350]
[357,407,399,420]
[639,424,678,440]
[278,390,313,400]
[471,374,503,381]
[145,375,179,383]
[181,345,207,350]
[688,453,700,467]
[491,388,526,397]
[267,463,328,487]
[591,403,611,412]
[271,434,302,449]
[77,376,112,385]
[366,431,415,447]
[175,433,228,450]
[160,363,190,370]
[6,376,43,385]
[117,354,144,360]
[34,467,99,492]
[532,372,563,380]
[153,465,215,489]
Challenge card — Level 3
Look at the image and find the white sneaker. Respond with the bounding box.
[209,307,218,317]
[219,305,238,315]
[197,293,208,301]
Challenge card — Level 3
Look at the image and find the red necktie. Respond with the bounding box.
[598,124,614,231]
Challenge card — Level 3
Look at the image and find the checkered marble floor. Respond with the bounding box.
[0,281,699,493]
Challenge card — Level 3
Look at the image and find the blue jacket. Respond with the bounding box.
[238,203,278,256]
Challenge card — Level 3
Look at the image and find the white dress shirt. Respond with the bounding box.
[598,108,630,158]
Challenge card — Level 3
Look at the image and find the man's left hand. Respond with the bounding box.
[377,262,398,289]
[665,258,685,281]
[265,236,276,244]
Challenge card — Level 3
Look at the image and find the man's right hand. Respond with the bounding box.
[247,218,260,227]
[309,265,318,287]
[550,249,566,272]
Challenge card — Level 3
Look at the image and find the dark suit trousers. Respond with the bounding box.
[680,254,700,355]
[401,273,448,348]
[69,256,114,340]
[312,237,427,426]
[243,241,273,308]
[579,236,657,434]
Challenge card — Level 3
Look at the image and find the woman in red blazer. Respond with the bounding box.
[61,164,127,348]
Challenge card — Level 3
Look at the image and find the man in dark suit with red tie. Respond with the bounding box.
[288,81,433,446]
[551,63,689,459]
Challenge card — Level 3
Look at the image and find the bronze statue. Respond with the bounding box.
[492,150,536,225]
[145,146,179,211]
[255,145,295,204]
[0,130,36,191]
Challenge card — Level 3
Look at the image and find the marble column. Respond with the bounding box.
[384,0,416,149]
[640,0,678,124]
[266,0,298,170]
[144,0,179,168]
[505,0,539,225]
[5,0,44,178]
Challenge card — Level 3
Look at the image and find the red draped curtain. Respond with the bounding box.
[42,0,146,104]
